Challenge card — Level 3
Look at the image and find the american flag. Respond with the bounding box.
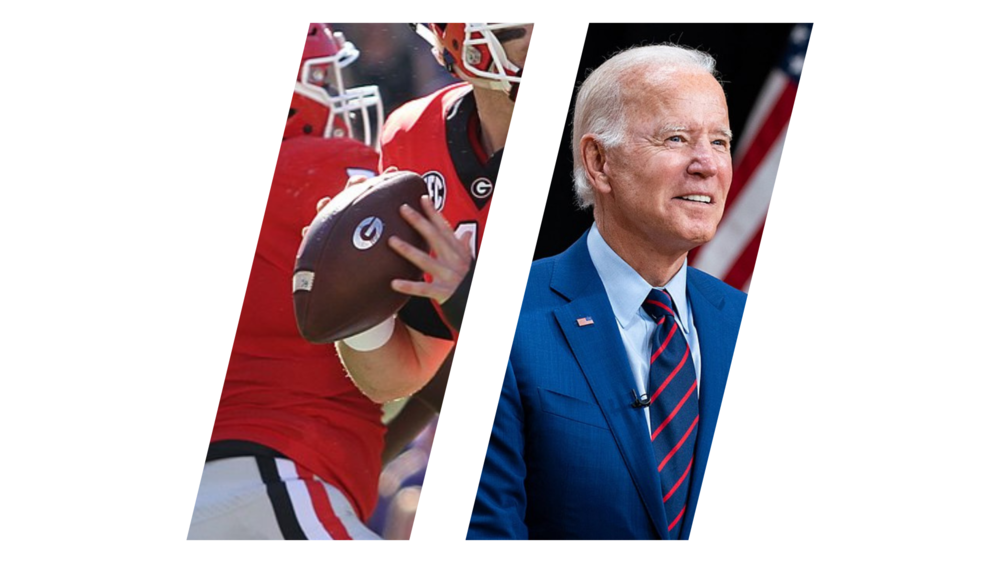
[689,24,812,293]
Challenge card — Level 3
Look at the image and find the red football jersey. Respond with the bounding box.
[380,83,501,339]
[210,135,384,519]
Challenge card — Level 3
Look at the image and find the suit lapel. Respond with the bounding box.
[681,270,738,537]
[550,236,670,539]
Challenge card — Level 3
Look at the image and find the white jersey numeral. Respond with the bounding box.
[455,221,478,259]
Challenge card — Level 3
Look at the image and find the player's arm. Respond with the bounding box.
[337,194,473,404]
[337,320,452,404]
[380,351,451,465]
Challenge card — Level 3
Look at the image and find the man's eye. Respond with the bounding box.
[667,135,683,143]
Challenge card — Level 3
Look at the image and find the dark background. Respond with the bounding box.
[533,23,797,260]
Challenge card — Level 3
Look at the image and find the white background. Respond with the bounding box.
[2,1,998,561]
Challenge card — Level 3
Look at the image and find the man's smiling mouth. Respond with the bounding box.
[677,195,712,204]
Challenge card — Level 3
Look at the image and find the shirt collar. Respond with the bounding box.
[587,224,690,332]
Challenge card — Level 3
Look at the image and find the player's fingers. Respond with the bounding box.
[437,230,473,266]
[419,196,454,233]
[399,204,457,258]
[400,203,470,267]
[316,196,332,213]
[419,196,470,260]
[418,196,469,257]
[439,227,473,266]
[390,279,446,302]
[388,236,455,281]
[346,175,369,187]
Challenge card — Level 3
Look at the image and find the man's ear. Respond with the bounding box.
[581,134,611,195]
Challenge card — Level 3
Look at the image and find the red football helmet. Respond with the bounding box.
[414,23,528,99]
[285,23,384,146]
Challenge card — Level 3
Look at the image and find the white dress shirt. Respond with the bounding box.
[586,225,701,433]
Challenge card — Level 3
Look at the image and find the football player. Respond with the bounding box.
[336,23,532,412]
[188,23,386,540]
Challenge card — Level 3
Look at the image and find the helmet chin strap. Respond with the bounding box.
[453,64,521,101]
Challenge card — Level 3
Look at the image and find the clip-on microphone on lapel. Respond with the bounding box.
[630,390,651,408]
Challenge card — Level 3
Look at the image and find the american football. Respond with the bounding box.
[293,170,429,344]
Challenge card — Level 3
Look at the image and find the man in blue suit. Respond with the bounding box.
[468,45,747,539]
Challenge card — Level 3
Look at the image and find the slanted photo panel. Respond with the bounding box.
[187,23,532,540]
[468,23,811,540]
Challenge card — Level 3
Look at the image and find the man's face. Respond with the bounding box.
[600,69,733,255]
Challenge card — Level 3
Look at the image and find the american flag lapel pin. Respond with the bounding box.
[576,316,594,327]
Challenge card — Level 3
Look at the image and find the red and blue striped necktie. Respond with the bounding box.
[642,288,699,539]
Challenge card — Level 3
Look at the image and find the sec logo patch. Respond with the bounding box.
[422,171,447,211]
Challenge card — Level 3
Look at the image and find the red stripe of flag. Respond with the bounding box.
[730,81,798,199]
[688,79,796,272]
[724,221,765,290]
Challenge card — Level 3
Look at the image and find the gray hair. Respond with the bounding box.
[571,44,719,208]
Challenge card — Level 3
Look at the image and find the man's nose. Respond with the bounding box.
[686,142,721,178]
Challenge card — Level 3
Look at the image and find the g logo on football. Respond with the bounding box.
[422,171,447,211]
[353,216,383,250]
[471,177,493,199]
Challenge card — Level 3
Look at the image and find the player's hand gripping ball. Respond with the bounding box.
[293,171,429,343]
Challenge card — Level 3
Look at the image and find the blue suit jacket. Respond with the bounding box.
[468,234,747,539]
